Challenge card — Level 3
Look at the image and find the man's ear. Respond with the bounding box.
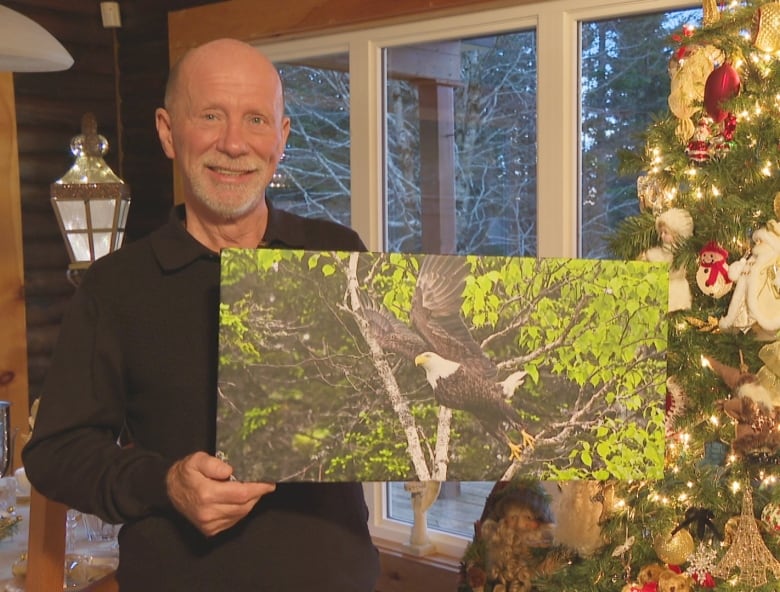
[155,107,176,159]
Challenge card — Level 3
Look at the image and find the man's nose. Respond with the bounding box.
[216,119,249,157]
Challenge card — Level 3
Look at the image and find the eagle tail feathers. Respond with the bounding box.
[501,370,528,398]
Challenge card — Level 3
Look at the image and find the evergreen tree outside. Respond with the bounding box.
[580,10,701,258]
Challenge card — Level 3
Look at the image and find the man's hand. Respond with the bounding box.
[166,451,276,536]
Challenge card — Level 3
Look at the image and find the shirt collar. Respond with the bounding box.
[150,205,214,272]
[261,199,308,249]
[150,199,306,272]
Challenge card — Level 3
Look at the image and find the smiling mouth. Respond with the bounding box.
[209,166,255,177]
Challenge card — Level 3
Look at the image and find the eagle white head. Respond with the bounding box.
[414,351,460,388]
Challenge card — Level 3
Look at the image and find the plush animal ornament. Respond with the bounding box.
[707,355,780,458]
[657,570,694,592]
[622,563,694,592]
[621,562,667,592]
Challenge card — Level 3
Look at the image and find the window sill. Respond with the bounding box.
[374,537,462,592]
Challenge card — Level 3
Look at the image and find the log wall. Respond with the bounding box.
[7,0,214,407]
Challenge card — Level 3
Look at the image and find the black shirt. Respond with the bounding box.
[23,202,380,591]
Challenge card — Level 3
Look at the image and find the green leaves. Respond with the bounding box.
[218,250,667,482]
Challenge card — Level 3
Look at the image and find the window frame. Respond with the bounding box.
[254,0,696,557]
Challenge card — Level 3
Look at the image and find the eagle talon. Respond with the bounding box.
[508,430,535,461]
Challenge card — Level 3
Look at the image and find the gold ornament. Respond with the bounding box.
[757,338,780,406]
[703,0,720,26]
[752,2,780,53]
[653,528,695,564]
[723,516,739,547]
[712,486,780,586]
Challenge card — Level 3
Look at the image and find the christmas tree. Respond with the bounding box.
[460,1,780,590]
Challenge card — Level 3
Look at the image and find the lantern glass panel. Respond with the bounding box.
[58,201,88,230]
[92,232,112,259]
[89,199,118,228]
[113,230,125,251]
[118,199,129,227]
[68,233,91,262]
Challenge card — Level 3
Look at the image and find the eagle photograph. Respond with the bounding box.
[216,249,668,483]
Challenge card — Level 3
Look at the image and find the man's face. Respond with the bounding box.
[504,506,537,530]
[157,50,290,220]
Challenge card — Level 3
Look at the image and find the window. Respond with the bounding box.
[270,55,351,226]
[257,0,700,558]
[386,33,537,256]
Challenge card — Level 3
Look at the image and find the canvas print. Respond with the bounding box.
[217,250,668,483]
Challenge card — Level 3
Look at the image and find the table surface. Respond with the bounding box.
[0,499,118,591]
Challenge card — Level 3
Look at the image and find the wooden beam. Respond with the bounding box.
[388,41,462,85]
[0,72,31,471]
[168,0,535,59]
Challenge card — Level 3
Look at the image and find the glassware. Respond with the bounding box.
[0,476,17,514]
[82,513,119,543]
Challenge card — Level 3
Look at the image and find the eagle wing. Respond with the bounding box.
[411,255,497,379]
[359,293,427,361]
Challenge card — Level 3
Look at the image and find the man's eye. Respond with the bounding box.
[250,116,265,125]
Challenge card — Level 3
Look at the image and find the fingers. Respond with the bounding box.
[166,452,276,537]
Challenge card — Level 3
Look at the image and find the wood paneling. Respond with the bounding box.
[0,73,30,469]
[8,0,116,406]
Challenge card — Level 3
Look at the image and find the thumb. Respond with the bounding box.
[193,452,234,481]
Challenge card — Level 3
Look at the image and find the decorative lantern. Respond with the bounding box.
[50,113,130,284]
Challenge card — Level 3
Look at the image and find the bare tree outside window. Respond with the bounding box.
[271,58,352,226]
[386,32,537,256]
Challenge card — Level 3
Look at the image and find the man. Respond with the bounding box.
[23,38,380,591]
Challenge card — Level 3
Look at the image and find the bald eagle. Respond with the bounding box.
[414,351,533,459]
[361,255,534,459]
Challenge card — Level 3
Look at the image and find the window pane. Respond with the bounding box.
[386,31,537,256]
[386,481,493,538]
[271,57,351,225]
[579,9,702,258]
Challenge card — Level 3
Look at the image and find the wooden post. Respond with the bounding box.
[25,488,67,591]
[418,80,457,254]
[0,72,31,470]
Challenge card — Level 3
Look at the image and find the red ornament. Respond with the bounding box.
[704,63,741,123]
[693,572,717,587]
[686,117,713,164]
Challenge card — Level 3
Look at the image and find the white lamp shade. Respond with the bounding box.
[0,5,74,72]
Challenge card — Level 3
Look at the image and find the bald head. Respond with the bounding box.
[155,38,291,248]
[164,39,284,116]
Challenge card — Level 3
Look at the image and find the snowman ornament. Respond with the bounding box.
[697,241,732,298]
